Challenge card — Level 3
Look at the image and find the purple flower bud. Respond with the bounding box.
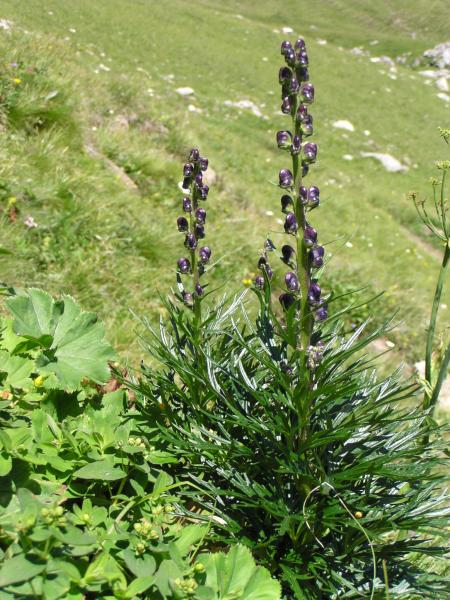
[308,186,320,207]
[199,157,208,171]
[307,281,321,305]
[195,208,206,224]
[285,271,299,292]
[279,168,293,188]
[177,216,189,232]
[284,212,298,234]
[289,77,300,94]
[310,245,324,268]
[296,50,308,66]
[290,135,302,155]
[281,96,292,115]
[296,66,310,82]
[279,66,292,84]
[183,197,192,212]
[281,244,295,264]
[264,238,276,252]
[185,233,197,250]
[284,48,296,66]
[300,114,313,137]
[299,186,308,205]
[300,83,314,104]
[182,177,191,190]
[281,194,293,212]
[266,265,273,280]
[195,283,204,296]
[183,163,194,177]
[296,104,308,122]
[279,292,296,310]
[199,246,211,263]
[304,225,317,247]
[177,257,191,274]
[281,40,293,55]
[302,161,309,178]
[195,224,205,239]
[303,142,317,163]
[294,38,306,50]
[315,304,328,321]
[277,130,292,149]
[254,275,265,289]
[182,291,194,306]
[199,184,209,200]
[195,173,203,186]
[189,148,200,161]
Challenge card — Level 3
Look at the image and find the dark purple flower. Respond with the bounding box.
[301,114,313,137]
[265,265,274,280]
[308,186,320,207]
[254,275,264,289]
[199,157,208,171]
[264,238,276,252]
[279,292,296,310]
[289,77,300,94]
[182,291,194,306]
[310,245,325,268]
[296,104,308,122]
[300,83,314,104]
[281,194,293,212]
[281,96,292,115]
[195,224,205,239]
[303,142,317,163]
[294,38,306,50]
[302,162,309,178]
[199,246,211,263]
[296,66,310,82]
[304,225,317,247]
[315,304,328,321]
[195,283,204,296]
[296,50,308,66]
[299,186,308,205]
[183,163,194,177]
[195,173,203,186]
[183,197,192,212]
[177,216,189,232]
[277,130,292,149]
[285,271,299,292]
[281,244,295,264]
[281,40,293,54]
[284,48,296,66]
[182,177,191,190]
[177,257,191,274]
[284,212,298,234]
[279,66,292,84]
[290,135,301,155]
[199,184,209,200]
[279,168,293,188]
[195,208,206,223]
[189,148,200,161]
[185,233,197,250]
[307,281,321,305]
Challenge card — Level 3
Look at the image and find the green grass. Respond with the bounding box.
[0,0,449,366]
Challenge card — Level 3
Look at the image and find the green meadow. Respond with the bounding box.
[0,0,449,365]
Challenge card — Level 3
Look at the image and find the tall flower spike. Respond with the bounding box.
[176,149,212,320]
[274,38,327,370]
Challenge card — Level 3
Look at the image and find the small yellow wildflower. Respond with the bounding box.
[12,77,21,85]
[355,511,363,519]
[34,375,45,388]
[7,196,17,208]
[242,278,253,287]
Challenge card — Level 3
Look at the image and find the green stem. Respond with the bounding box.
[428,339,450,414]
[382,560,390,600]
[424,242,449,399]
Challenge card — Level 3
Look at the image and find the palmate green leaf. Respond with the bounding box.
[6,289,116,390]
[199,545,281,600]
[0,349,34,389]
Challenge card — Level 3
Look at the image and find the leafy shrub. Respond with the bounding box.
[0,290,281,599]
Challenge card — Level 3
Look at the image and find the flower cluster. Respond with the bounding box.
[176,148,212,307]
[255,38,328,337]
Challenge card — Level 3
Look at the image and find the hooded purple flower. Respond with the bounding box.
[281,96,292,115]
[294,38,306,50]
[183,163,194,177]
[301,114,313,137]
[303,142,317,163]
[285,271,299,292]
[189,148,200,161]
[315,304,328,321]
[296,104,308,122]
[279,66,292,84]
[195,224,205,239]
[279,168,294,188]
[284,212,298,234]
[289,77,300,94]
[290,135,301,155]
[182,291,194,306]
[308,186,320,207]
[279,293,296,310]
[300,83,314,104]
[199,157,208,171]
[307,281,321,305]
[183,197,192,212]
[281,194,293,212]
[195,208,206,224]
[277,130,292,149]
[281,244,295,264]
[281,40,293,55]
[304,225,317,247]
[254,275,265,289]
[185,232,197,250]
[310,245,324,268]
[177,216,189,232]
[199,246,211,263]
[199,184,209,200]
[177,257,191,274]
[195,283,204,296]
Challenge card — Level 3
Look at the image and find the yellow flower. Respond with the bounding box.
[7,196,17,207]
[12,77,21,85]
[34,375,45,388]
[354,511,363,519]
[242,278,253,287]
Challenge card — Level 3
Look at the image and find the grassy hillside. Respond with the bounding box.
[0,0,449,365]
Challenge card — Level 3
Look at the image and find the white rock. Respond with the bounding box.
[332,120,355,132]
[370,55,396,68]
[343,154,353,161]
[282,27,294,34]
[423,42,450,69]
[361,152,408,173]
[437,92,450,102]
[436,77,449,92]
[223,99,263,118]
[0,19,12,30]
[176,87,194,96]
[99,63,110,72]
